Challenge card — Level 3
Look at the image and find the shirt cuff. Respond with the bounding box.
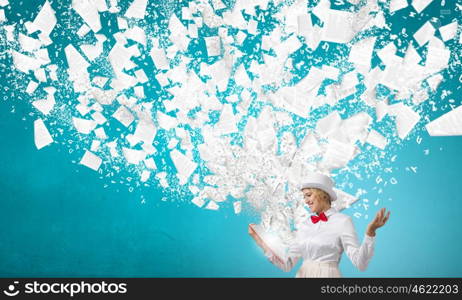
[364,234,376,244]
[264,250,273,259]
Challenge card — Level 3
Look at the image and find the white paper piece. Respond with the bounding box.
[414,21,435,46]
[124,26,146,45]
[205,201,219,210]
[425,106,462,136]
[389,0,408,13]
[25,0,56,37]
[150,48,169,70]
[72,0,101,32]
[133,121,157,145]
[191,196,205,207]
[32,96,55,115]
[34,118,53,150]
[125,0,147,19]
[412,0,433,14]
[349,37,376,72]
[321,9,355,44]
[0,9,5,23]
[73,117,97,134]
[322,139,358,171]
[439,21,458,42]
[140,170,150,182]
[18,33,42,53]
[26,80,39,94]
[12,51,43,73]
[205,36,221,57]
[90,140,100,151]
[170,149,197,183]
[216,104,238,135]
[366,129,388,150]
[77,24,91,37]
[113,106,135,127]
[316,111,342,137]
[94,127,107,139]
[426,73,443,91]
[331,189,359,211]
[233,201,242,214]
[388,103,421,139]
[144,158,157,169]
[79,150,102,171]
[122,147,146,164]
[157,111,178,130]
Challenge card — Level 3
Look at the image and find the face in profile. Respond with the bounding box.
[302,188,330,214]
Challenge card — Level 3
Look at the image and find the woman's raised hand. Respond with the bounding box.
[366,208,391,237]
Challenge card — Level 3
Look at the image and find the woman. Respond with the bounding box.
[249,172,390,277]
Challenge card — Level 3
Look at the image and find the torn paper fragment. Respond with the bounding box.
[113,106,134,127]
[94,127,107,139]
[25,0,56,37]
[426,74,443,91]
[26,81,39,94]
[322,9,355,44]
[32,96,55,115]
[204,36,221,57]
[150,48,169,70]
[192,197,205,208]
[0,9,5,22]
[79,150,102,171]
[389,0,408,13]
[18,33,42,53]
[125,0,147,19]
[12,51,43,73]
[366,129,388,150]
[425,106,462,136]
[122,147,146,164]
[90,140,100,152]
[124,26,146,45]
[331,189,359,211]
[349,37,376,72]
[73,117,97,134]
[388,103,421,139]
[414,21,435,46]
[144,158,157,169]
[72,0,101,33]
[216,104,238,135]
[140,170,150,182]
[411,0,433,14]
[439,21,458,42]
[133,121,156,145]
[205,201,219,210]
[170,149,197,183]
[157,111,178,130]
[34,119,53,150]
[233,201,242,214]
[77,24,91,37]
[316,111,342,137]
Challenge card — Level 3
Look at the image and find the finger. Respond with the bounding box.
[383,211,391,223]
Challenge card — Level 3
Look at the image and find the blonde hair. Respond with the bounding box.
[304,188,331,204]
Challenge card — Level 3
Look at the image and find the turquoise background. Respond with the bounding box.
[1,0,462,277]
[1,97,462,277]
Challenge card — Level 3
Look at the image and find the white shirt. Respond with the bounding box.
[265,208,375,272]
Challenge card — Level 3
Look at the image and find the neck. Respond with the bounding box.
[317,206,331,215]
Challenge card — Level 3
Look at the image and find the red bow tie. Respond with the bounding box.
[311,212,328,224]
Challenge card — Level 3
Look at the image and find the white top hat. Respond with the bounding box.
[299,173,337,201]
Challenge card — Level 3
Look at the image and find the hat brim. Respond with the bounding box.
[299,183,337,201]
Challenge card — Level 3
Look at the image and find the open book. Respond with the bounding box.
[251,224,290,262]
